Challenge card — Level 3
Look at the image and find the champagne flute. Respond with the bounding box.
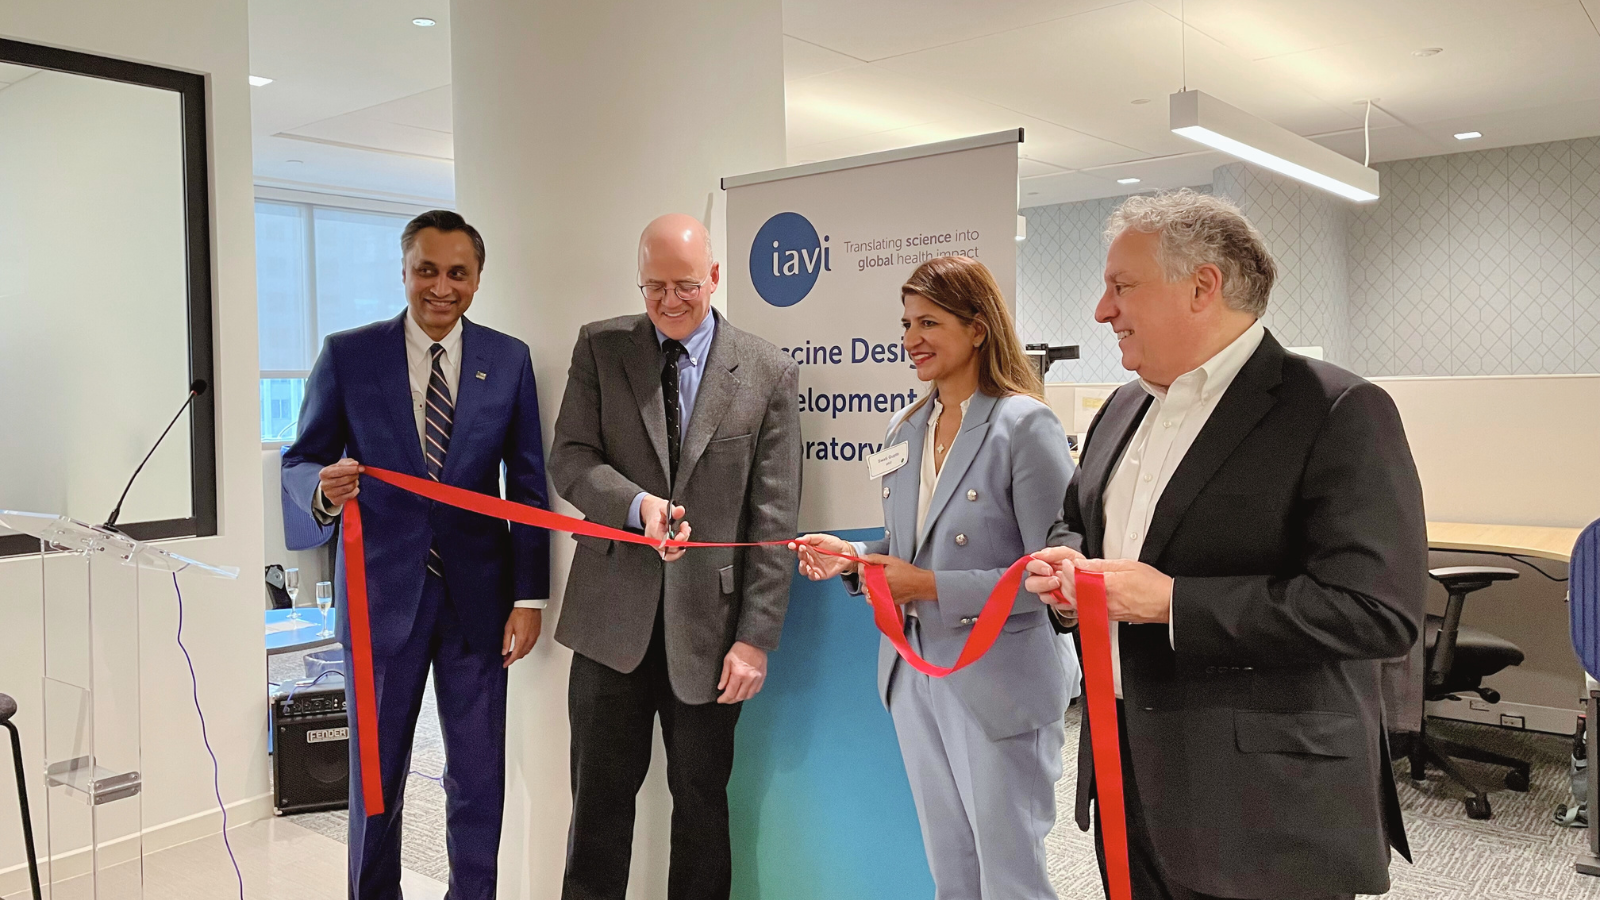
[315,581,334,638]
[285,567,302,623]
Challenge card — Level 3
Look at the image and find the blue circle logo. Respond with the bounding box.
[750,212,826,307]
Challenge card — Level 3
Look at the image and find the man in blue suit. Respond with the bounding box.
[282,210,550,900]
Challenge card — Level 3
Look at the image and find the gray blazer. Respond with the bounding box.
[550,311,801,704]
[853,389,1080,740]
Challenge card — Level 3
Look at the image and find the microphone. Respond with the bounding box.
[102,379,208,531]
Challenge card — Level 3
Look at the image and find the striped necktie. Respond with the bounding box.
[425,342,453,576]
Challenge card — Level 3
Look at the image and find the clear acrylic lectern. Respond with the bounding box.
[0,510,237,899]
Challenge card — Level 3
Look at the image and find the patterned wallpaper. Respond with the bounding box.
[1213,163,1351,366]
[1016,136,1600,380]
[1016,193,1152,383]
[1348,138,1600,376]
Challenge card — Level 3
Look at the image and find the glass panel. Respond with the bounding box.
[0,69,193,525]
[255,201,311,372]
[313,207,408,341]
[260,377,307,443]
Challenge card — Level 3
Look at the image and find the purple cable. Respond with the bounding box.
[172,573,245,900]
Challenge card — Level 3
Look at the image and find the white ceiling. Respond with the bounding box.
[246,0,1600,208]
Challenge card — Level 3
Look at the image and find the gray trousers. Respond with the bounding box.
[890,618,1065,900]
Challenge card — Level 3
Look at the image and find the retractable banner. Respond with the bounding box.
[722,131,1022,899]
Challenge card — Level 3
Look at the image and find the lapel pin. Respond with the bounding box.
[475,371,487,380]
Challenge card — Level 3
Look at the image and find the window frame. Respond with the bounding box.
[254,189,438,448]
[0,38,217,557]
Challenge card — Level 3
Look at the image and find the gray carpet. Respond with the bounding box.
[271,649,1600,896]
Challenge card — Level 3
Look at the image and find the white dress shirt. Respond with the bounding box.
[316,311,544,609]
[1101,319,1264,696]
[916,395,969,551]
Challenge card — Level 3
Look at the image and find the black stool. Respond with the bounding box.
[0,694,42,900]
[1410,566,1532,819]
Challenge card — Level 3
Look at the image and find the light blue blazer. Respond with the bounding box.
[853,389,1081,740]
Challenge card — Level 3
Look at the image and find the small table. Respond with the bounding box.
[1426,521,1582,563]
[265,607,338,656]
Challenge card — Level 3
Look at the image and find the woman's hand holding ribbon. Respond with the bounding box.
[1025,545,1087,627]
[790,533,858,580]
[860,554,937,603]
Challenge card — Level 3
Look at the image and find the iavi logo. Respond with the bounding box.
[750,212,830,307]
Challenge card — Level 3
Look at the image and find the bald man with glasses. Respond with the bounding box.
[550,214,801,900]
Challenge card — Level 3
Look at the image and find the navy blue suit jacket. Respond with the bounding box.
[282,312,550,657]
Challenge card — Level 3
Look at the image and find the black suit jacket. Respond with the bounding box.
[1053,331,1426,899]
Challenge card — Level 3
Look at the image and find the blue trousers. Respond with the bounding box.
[345,571,508,900]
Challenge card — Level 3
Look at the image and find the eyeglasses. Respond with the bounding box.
[638,278,710,302]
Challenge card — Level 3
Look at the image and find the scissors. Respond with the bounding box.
[660,494,678,554]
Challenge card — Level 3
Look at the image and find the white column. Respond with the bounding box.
[448,2,786,896]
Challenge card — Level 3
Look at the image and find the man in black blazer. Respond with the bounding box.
[1026,190,1426,900]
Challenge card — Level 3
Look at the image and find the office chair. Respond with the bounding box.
[0,693,43,900]
[1409,566,1533,820]
[1568,519,1600,875]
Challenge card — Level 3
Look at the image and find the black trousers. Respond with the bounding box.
[1092,704,1353,900]
[562,605,743,900]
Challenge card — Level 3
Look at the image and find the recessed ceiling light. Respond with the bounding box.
[248,75,273,87]
[1026,191,1040,196]
[1413,47,1443,57]
[286,159,304,164]
[1454,131,1482,140]
[1131,98,1151,105]
[412,17,436,26]
[1117,177,1141,185]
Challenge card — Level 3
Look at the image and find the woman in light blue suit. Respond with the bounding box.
[794,256,1079,899]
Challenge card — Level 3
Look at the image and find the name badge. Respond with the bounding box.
[866,442,910,479]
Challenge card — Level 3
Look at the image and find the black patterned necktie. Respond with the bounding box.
[661,339,685,485]
[425,343,453,576]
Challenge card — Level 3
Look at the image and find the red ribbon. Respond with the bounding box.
[337,466,1130,900]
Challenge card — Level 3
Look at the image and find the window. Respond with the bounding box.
[255,200,411,441]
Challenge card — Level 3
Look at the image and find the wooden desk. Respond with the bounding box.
[1426,521,1582,563]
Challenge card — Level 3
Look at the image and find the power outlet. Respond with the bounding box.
[1469,699,1492,712]
[1500,713,1526,729]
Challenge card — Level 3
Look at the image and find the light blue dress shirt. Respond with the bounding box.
[626,310,717,529]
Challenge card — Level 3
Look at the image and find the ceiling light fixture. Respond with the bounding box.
[1131,98,1151,105]
[412,17,436,26]
[1117,177,1141,185]
[1413,47,1443,57]
[1169,89,1379,202]
[248,75,273,87]
[1454,131,1482,141]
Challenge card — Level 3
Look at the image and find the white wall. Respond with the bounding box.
[1376,374,1600,529]
[0,0,266,889]
[450,0,787,895]
[0,70,192,522]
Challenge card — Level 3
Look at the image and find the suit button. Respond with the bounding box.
[1205,666,1217,674]
[966,489,978,501]
[883,487,891,498]
[954,534,967,546]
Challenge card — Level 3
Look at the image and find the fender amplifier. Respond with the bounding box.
[272,683,349,815]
